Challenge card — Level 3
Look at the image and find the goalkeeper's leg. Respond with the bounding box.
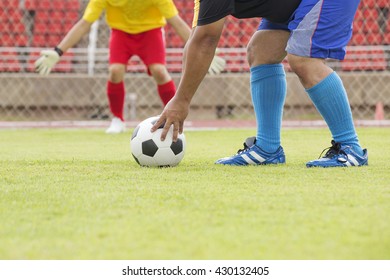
[149,63,176,105]
[138,28,175,105]
[106,63,126,134]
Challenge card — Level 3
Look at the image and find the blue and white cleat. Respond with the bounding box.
[306,140,368,168]
[215,137,286,166]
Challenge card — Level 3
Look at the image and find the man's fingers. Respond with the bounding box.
[38,66,49,76]
[150,115,166,132]
[172,121,180,142]
[160,121,171,142]
[34,57,44,70]
[35,63,43,72]
[209,56,226,75]
[35,57,50,75]
[179,121,184,134]
[34,50,59,75]
[159,120,180,142]
[208,66,218,75]
[150,115,176,141]
[42,66,50,76]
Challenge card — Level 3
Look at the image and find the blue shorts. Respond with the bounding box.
[258,0,361,60]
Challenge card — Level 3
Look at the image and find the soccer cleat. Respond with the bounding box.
[215,137,286,166]
[306,140,368,168]
[105,117,125,134]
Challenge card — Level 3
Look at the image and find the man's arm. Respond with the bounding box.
[166,14,191,43]
[167,14,226,75]
[35,19,92,75]
[151,18,226,141]
[57,19,93,53]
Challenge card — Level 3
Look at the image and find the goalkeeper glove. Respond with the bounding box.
[35,48,62,75]
[208,49,226,75]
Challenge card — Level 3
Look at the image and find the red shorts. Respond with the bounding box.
[109,28,166,74]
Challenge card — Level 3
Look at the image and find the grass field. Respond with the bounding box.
[0,127,389,260]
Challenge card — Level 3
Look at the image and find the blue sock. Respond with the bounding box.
[251,64,286,154]
[306,72,363,155]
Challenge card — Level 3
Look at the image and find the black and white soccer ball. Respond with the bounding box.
[130,116,186,167]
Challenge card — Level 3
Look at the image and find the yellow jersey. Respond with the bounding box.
[83,0,178,34]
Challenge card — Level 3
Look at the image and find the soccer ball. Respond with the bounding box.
[130,116,186,167]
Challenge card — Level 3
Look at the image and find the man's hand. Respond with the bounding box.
[151,97,190,142]
[208,49,226,75]
[35,50,60,75]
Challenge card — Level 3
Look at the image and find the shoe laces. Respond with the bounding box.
[318,140,348,159]
[236,136,256,154]
[237,143,250,154]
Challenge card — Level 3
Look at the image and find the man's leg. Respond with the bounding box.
[248,30,290,154]
[106,63,126,133]
[289,55,363,155]
[106,29,133,133]
[287,0,367,167]
[216,29,289,165]
[148,63,176,105]
[139,28,175,106]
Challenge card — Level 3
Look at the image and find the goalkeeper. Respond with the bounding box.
[35,0,226,134]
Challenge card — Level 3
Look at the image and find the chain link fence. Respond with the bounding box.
[0,0,389,122]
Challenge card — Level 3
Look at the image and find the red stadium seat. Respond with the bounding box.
[31,5,81,47]
[26,51,40,72]
[25,0,38,10]
[0,49,21,72]
[353,20,364,32]
[365,33,383,45]
[11,22,26,33]
[46,34,62,46]
[384,33,390,45]
[36,0,52,10]
[174,2,185,10]
[166,32,183,48]
[0,9,7,21]
[52,51,74,73]
[7,8,23,22]
[363,19,380,33]
[354,7,363,21]
[349,33,367,46]
[0,30,28,47]
[362,0,376,9]
[64,11,80,25]
[369,50,386,71]
[243,33,253,44]
[35,9,51,19]
[14,33,28,47]
[377,0,389,8]
[63,21,75,33]
[31,34,47,47]
[0,0,19,9]
[363,7,378,19]
[65,0,81,12]
[1,7,29,48]
[51,10,66,24]
[51,23,64,35]
[387,18,390,33]
[33,22,47,34]
[51,0,66,10]
[341,49,386,71]
[0,33,13,47]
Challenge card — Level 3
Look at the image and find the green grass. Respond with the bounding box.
[0,128,389,260]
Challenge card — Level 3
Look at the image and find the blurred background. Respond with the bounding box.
[0,0,389,123]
